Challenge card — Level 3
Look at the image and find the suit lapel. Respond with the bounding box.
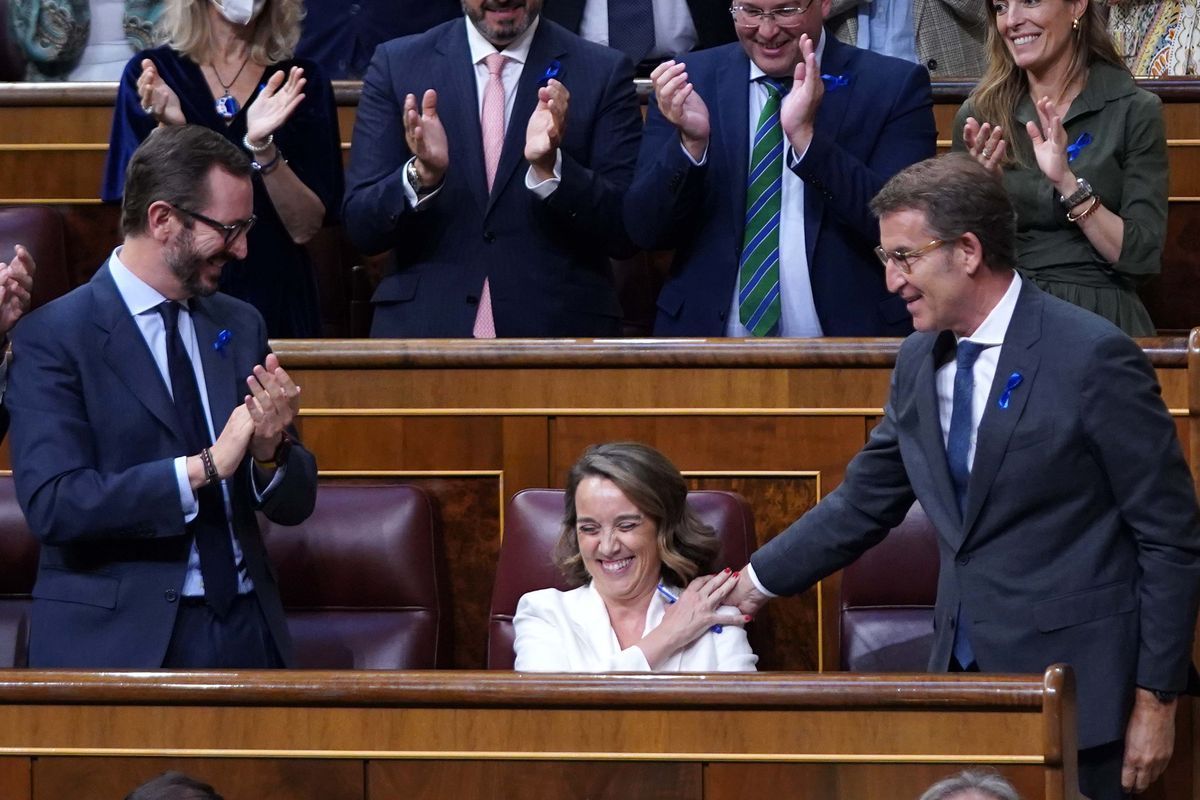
[487,24,565,215]
[438,23,489,216]
[961,283,1044,537]
[804,37,856,265]
[914,330,965,547]
[190,298,239,439]
[717,50,751,255]
[92,266,186,443]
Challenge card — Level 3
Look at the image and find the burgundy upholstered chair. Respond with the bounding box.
[0,206,70,311]
[838,502,939,671]
[486,488,756,670]
[0,477,39,667]
[261,483,450,669]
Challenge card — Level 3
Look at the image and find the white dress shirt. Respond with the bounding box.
[579,0,699,59]
[514,582,758,671]
[108,249,281,596]
[403,17,561,208]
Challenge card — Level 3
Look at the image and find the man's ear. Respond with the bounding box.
[958,231,985,276]
[146,201,174,242]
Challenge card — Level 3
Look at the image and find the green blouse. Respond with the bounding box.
[953,62,1167,336]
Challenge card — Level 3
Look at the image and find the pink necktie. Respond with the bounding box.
[474,52,507,339]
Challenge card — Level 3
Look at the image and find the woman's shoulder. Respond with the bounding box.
[516,585,587,612]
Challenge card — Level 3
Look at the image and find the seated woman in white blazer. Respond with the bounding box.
[513,442,758,672]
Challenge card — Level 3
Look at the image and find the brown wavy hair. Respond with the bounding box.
[969,0,1125,166]
[161,0,304,64]
[554,442,721,588]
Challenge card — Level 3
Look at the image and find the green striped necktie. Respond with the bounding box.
[738,77,787,337]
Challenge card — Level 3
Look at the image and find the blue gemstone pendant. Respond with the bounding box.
[215,92,239,120]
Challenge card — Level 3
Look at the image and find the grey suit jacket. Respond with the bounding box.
[827,0,987,77]
[7,264,318,668]
[752,279,1200,749]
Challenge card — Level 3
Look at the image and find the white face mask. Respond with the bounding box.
[211,0,266,26]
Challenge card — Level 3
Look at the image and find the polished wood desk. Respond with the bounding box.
[0,667,1078,800]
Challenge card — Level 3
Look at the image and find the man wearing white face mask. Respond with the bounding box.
[101,0,344,340]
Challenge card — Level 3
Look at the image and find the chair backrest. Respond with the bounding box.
[0,477,40,667]
[839,502,939,671]
[261,483,450,669]
[0,206,70,311]
[486,488,756,669]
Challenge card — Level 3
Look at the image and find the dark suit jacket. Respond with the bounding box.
[6,264,318,668]
[342,18,642,337]
[624,36,936,336]
[751,280,1200,749]
[541,0,737,52]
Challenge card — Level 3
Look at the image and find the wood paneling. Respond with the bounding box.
[705,763,1047,800]
[371,761,700,800]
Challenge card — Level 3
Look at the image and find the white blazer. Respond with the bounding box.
[513,582,758,672]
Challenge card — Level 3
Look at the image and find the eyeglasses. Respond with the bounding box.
[729,1,816,28]
[172,205,257,248]
[874,238,946,273]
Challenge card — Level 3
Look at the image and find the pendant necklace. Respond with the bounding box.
[210,55,251,120]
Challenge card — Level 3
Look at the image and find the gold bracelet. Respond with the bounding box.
[1066,195,1101,223]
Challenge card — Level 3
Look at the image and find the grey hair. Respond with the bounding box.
[918,770,1021,800]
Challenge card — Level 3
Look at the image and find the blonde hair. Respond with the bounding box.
[160,0,305,64]
[969,0,1124,166]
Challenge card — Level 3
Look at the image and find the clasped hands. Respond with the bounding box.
[191,353,300,488]
[402,78,571,190]
[0,244,35,342]
[651,33,824,163]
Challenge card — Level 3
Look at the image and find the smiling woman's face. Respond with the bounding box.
[574,476,662,605]
[992,0,1086,78]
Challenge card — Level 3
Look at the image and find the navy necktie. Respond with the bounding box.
[946,339,989,668]
[607,0,656,64]
[158,301,238,617]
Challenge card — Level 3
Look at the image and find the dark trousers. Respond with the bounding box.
[950,658,1127,800]
[162,592,284,668]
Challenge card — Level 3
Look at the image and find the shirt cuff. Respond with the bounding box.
[525,150,563,198]
[402,157,441,210]
[0,353,7,403]
[745,563,780,598]
[251,461,287,502]
[787,144,808,169]
[681,140,708,166]
[174,456,199,523]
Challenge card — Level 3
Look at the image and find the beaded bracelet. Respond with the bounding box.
[199,447,219,485]
[1065,195,1101,224]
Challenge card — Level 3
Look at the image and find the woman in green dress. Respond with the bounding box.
[952,0,1166,336]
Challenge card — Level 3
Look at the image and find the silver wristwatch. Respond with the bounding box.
[1059,177,1094,210]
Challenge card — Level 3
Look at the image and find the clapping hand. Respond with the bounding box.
[1027,95,1074,192]
[404,89,449,188]
[244,352,301,462]
[962,116,1005,177]
[780,33,822,155]
[0,244,33,340]
[650,60,711,162]
[525,78,569,180]
[136,59,185,126]
[246,66,306,146]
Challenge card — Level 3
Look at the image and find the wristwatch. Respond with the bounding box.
[255,430,292,468]
[406,158,436,197]
[1059,177,1094,210]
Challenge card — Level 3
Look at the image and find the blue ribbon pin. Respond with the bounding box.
[539,60,562,87]
[997,371,1023,409]
[212,329,232,356]
[1066,132,1092,162]
[820,73,849,91]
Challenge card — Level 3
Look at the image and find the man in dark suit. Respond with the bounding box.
[295,0,462,79]
[624,0,936,337]
[0,243,34,442]
[729,154,1200,800]
[7,125,318,669]
[542,0,736,68]
[342,0,642,338]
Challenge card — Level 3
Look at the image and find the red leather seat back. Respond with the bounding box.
[839,502,939,671]
[486,488,755,669]
[0,206,70,311]
[0,477,39,667]
[261,483,449,669]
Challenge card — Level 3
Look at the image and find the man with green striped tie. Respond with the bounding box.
[624,0,937,338]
